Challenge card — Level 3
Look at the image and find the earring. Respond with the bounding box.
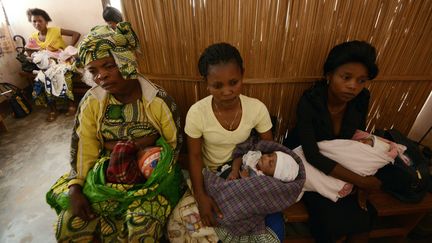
[326,79,330,85]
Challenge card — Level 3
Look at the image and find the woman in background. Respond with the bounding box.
[26,8,81,121]
[103,6,123,29]
[27,8,80,51]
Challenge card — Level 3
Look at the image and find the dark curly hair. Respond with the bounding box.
[26,8,52,22]
[198,42,244,78]
[323,40,379,80]
[103,6,123,23]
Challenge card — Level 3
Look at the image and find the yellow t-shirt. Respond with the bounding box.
[185,94,272,171]
[30,27,66,51]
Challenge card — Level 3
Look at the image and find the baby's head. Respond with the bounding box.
[353,131,392,154]
[358,136,374,146]
[257,151,299,182]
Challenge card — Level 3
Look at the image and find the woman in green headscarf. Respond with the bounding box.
[46,22,184,242]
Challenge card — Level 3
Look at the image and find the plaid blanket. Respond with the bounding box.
[106,141,145,184]
[203,138,306,236]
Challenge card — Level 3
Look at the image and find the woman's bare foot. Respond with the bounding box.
[65,105,77,116]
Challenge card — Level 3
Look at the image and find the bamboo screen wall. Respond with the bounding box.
[123,0,432,142]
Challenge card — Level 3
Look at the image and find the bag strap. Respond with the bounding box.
[387,129,429,166]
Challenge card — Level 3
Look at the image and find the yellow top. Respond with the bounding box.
[30,26,66,51]
[185,94,272,171]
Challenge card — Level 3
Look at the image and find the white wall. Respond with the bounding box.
[3,0,105,44]
[0,52,26,88]
[409,92,432,144]
[1,0,105,89]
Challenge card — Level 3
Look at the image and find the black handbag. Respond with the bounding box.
[0,83,32,118]
[374,129,430,203]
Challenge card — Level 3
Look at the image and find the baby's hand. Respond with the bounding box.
[239,169,249,178]
[227,170,240,180]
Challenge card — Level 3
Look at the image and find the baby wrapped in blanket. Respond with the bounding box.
[296,130,406,202]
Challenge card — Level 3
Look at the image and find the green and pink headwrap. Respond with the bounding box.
[78,22,139,80]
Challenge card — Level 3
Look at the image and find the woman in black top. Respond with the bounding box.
[284,40,380,242]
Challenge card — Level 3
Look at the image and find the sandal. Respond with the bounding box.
[46,112,58,122]
[65,106,77,116]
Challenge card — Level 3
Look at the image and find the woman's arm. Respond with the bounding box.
[188,136,206,196]
[227,157,242,180]
[329,164,381,190]
[68,95,100,221]
[259,129,273,141]
[297,96,338,174]
[297,96,380,191]
[68,96,101,187]
[134,133,159,149]
[103,133,160,151]
[149,94,182,153]
[61,28,81,46]
[188,136,222,226]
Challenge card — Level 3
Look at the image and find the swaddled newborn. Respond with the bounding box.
[241,150,299,182]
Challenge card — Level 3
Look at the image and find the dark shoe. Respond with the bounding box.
[46,112,58,122]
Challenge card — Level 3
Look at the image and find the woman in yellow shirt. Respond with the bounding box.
[26,8,80,51]
[26,8,81,121]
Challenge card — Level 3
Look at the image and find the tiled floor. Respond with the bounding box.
[0,108,73,243]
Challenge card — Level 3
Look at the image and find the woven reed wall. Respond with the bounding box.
[123,0,432,142]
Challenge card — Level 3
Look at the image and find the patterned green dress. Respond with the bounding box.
[47,94,184,242]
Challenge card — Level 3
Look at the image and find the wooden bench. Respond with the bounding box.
[283,191,432,242]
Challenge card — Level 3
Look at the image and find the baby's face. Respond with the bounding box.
[358,137,373,146]
[257,152,277,176]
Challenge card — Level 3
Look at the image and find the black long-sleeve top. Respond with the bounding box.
[284,81,370,174]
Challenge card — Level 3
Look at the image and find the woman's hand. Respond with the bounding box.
[196,193,223,227]
[227,169,240,180]
[133,133,159,150]
[227,157,242,180]
[104,140,119,151]
[239,169,250,178]
[69,184,96,221]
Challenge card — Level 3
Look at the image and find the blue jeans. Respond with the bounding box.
[265,212,285,242]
